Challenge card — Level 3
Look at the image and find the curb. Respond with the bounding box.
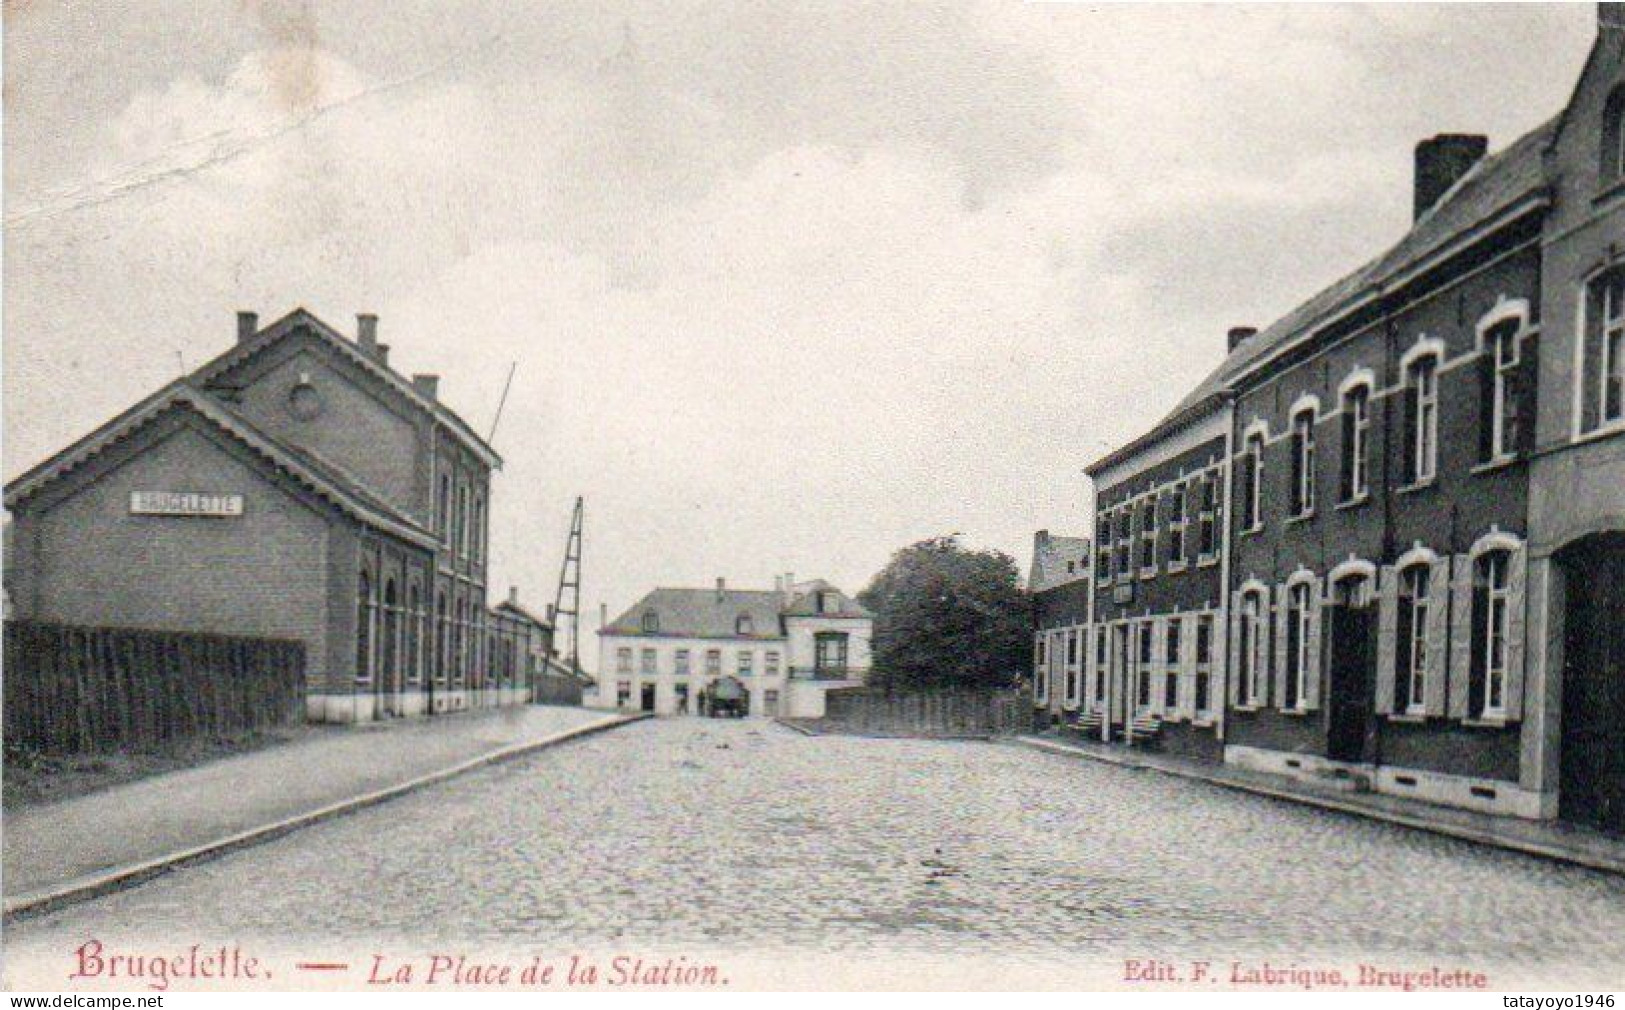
[1014,736,1625,877]
[4,713,650,921]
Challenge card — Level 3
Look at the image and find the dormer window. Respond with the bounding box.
[819,591,839,615]
[642,611,660,634]
[736,613,754,635]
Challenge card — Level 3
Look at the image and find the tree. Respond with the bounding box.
[858,536,1032,692]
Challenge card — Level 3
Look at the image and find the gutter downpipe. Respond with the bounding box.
[1217,391,1237,745]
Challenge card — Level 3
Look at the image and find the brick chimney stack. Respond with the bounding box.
[356,313,380,358]
[1413,134,1487,221]
[236,311,258,344]
[1228,326,1258,352]
[716,577,726,600]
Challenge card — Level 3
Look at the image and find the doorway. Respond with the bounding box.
[1325,575,1377,764]
[1559,534,1625,834]
[640,683,657,713]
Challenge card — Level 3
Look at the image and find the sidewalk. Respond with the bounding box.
[3,705,641,917]
[1016,732,1625,876]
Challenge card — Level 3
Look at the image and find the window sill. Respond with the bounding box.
[1594,177,1625,207]
[1335,493,1370,511]
[1471,455,1521,476]
[1462,714,1512,729]
[1239,524,1264,538]
[1167,561,1189,575]
[1387,711,1427,724]
[1192,717,1216,728]
[1138,568,1159,581]
[1284,510,1315,526]
[1197,554,1219,568]
[1396,478,1436,496]
[1569,418,1625,448]
[1278,706,1310,717]
[1233,704,1261,713]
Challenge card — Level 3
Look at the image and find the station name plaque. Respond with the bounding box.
[130,491,244,517]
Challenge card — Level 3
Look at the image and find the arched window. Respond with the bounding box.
[454,599,467,687]
[1403,351,1440,484]
[382,577,399,688]
[1478,313,1525,462]
[1284,580,1315,709]
[1604,85,1625,186]
[1238,588,1267,705]
[1586,267,1625,431]
[1397,563,1433,713]
[406,584,421,684]
[1340,382,1371,502]
[642,611,660,634]
[1473,549,1514,718]
[1238,431,1265,531]
[356,570,374,683]
[1290,406,1316,517]
[435,591,449,685]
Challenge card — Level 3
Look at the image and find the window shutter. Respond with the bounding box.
[1424,558,1451,716]
[1516,338,1539,456]
[1375,566,1398,715]
[1505,543,1528,720]
[1448,555,1474,720]
[1227,592,1244,708]
[1084,625,1097,712]
[1271,584,1289,709]
[1303,579,1323,711]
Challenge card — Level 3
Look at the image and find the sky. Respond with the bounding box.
[2,1,1600,661]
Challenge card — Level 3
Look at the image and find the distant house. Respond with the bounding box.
[593,575,872,718]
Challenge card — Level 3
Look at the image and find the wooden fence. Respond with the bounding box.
[4,621,305,754]
[818,688,1029,738]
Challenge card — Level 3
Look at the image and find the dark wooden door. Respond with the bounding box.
[1560,537,1625,834]
[1326,606,1377,763]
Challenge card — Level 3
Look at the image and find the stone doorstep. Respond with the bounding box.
[1014,735,1625,878]
[2,713,650,922]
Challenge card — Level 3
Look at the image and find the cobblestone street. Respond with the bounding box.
[8,718,1625,987]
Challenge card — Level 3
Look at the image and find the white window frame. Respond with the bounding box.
[1290,405,1317,518]
[1168,483,1188,567]
[675,648,691,675]
[616,647,633,675]
[1603,273,1625,425]
[765,651,780,676]
[1408,353,1440,484]
[1287,579,1314,711]
[1239,587,1267,707]
[1194,612,1214,719]
[1400,563,1431,715]
[1340,378,1372,502]
[737,650,754,676]
[640,647,657,675]
[1163,617,1182,712]
[1479,550,1512,719]
[1242,430,1265,531]
[1138,496,1158,576]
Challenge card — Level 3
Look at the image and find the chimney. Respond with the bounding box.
[1602,4,1625,29]
[509,585,519,606]
[1413,134,1487,221]
[356,313,379,357]
[412,374,440,401]
[547,604,556,624]
[236,311,258,344]
[715,577,726,599]
[774,575,783,593]
[1036,529,1051,548]
[1228,326,1258,352]
[375,344,390,367]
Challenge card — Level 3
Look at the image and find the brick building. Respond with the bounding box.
[4,307,542,723]
[1058,5,1625,831]
[1082,387,1231,761]
[1029,530,1090,722]
[594,576,872,718]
